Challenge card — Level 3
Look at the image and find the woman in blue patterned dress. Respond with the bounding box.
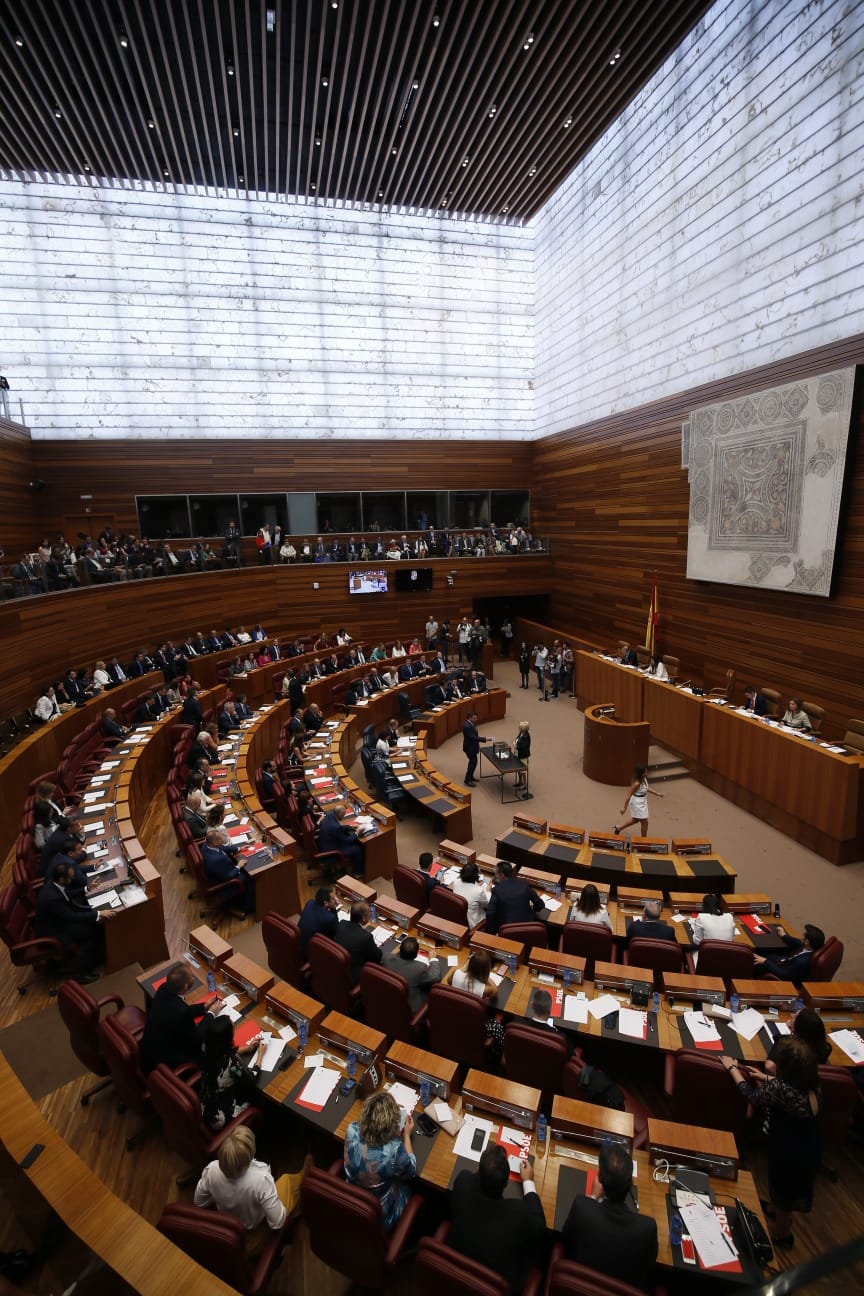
[344,1091,416,1229]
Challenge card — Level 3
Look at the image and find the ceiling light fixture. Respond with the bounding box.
[391,146,397,155]
[528,166,537,176]
[314,136,321,147]
[266,9,276,32]
[162,169,169,177]
[14,36,24,47]
[147,118,155,128]
[310,182,316,190]
[54,106,62,118]
[412,80,419,90]
[378,190,383,198]
[523,32,534,50]
[432,15,440,27]
[238,174,244,183]
[321,77,328,86]
[462,157,469,167]
[609,48,622,65]
[119,30,128,48]
[563,117,572,128]
[233,126,239,136]
[226,62,234,76]
[488,104,497,118]
[502,205,509,213]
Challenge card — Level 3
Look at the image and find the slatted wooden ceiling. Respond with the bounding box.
[0,0,712,222]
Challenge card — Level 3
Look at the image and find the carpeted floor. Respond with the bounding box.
[0,964,143,1101]
[369,659,864,979]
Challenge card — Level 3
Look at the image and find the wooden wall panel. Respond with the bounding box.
[531,334,864,740]
[0,556,549,716]
[30,439,534,538]
[0,423,37,556]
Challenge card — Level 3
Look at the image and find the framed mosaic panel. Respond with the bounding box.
[685,368,855,597]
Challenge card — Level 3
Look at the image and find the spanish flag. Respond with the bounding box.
[645,573,658,656]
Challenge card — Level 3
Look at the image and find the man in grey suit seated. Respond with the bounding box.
[382,937,444,1013]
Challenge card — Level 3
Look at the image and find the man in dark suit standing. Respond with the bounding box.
[485,862,544,935]
[449,1145,546,1294]
[561,1141,658,1291]
[626,900,676,944]
[462,711,484,786]
[180,688,203,730]
[334,901,382,983]
[139,963,217,1073]
[318,806,364,874]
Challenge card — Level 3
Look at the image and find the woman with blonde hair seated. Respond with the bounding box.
[194,1125,310,1255]
[343,1091,416,1229]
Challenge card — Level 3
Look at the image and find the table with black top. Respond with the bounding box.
[479,743,530,804]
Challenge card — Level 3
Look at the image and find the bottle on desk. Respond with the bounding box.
[207,970,216,994]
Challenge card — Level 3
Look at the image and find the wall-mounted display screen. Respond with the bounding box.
[349,570,388,594]
[394,567,433,592]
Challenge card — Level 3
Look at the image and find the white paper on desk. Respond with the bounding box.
[670,912,688,924]
[224,813,239,825]
[679,1201,739,1270]
[822,744,846,754]
[829,1029,864,1064]
[371,926,393,948]
[86,846,109,859]
[91,775,110,785]
[540,895,563,912]
[100,760,120,770]
[260,1035,286,1071]
[684,1010,722,1044]
[447,955,460,967]
[221,993,240,1009]
[397,774,417,783]
[81,802,111,814]
[279,1023,297,1043]
[775,1021,791,1036]
[563,995,589,1024]
[488,972,504,987]
[440,867,460,886]
[217,743,232,752]
[120,885,147,907]
[326,719,340,728]
[397,736,414,748]
[304,1052,326,1069]
[88,890,117,908]
[337,910,351,922]
[229,833,251,846]
[387,1081,419,1114]
[588,994,621,1020]
[391,761,409,770]
[618,1008,648,1039]
[219,1006,241,1023]
[82,791,103,802]
[731,1008,766,1041]
[453,1115,495,1162]
[310,777,332,787]
[82,821,105,835]
[429,1100,454,1124]
[298,1066,341,1106]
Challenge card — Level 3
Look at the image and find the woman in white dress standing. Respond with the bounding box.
[615,764,663,838]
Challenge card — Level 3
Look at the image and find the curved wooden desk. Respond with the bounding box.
[582,703,650,785]
[0,1053,236,1295]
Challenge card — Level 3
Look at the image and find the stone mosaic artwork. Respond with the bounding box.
[685,368,855,597]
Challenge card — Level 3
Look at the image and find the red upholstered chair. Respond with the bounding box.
[96,1012,152,1149]
[685,939,754,984]
[623,937,683,989]
[184,841,245,922]
[308,934,362,1015]
[394,864,429,915]
[427,984,493,1069]
[0,884,63,994]
[157,1201,292,1296]
[818,1065,859,1181]
[547,1252,649,1296]
[11,857,40,915]
[262,913,309,989]
[148,1064,260,1185]
[427,886,469,925]
[561,1057,649,1150]
[57,980,146,1106]
[500,921,548,950]
[561,922,615,981]
[809,936,844,981]
[503,1022,572,1108]
[360,963,427,1043]
[662,1049,750,1146]
[301,1162,422,1288]
[413,1226,542,1296]
[299,815,347,881]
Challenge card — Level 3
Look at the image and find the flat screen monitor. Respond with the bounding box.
[394,567,433,592]
[348,570,388,594]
